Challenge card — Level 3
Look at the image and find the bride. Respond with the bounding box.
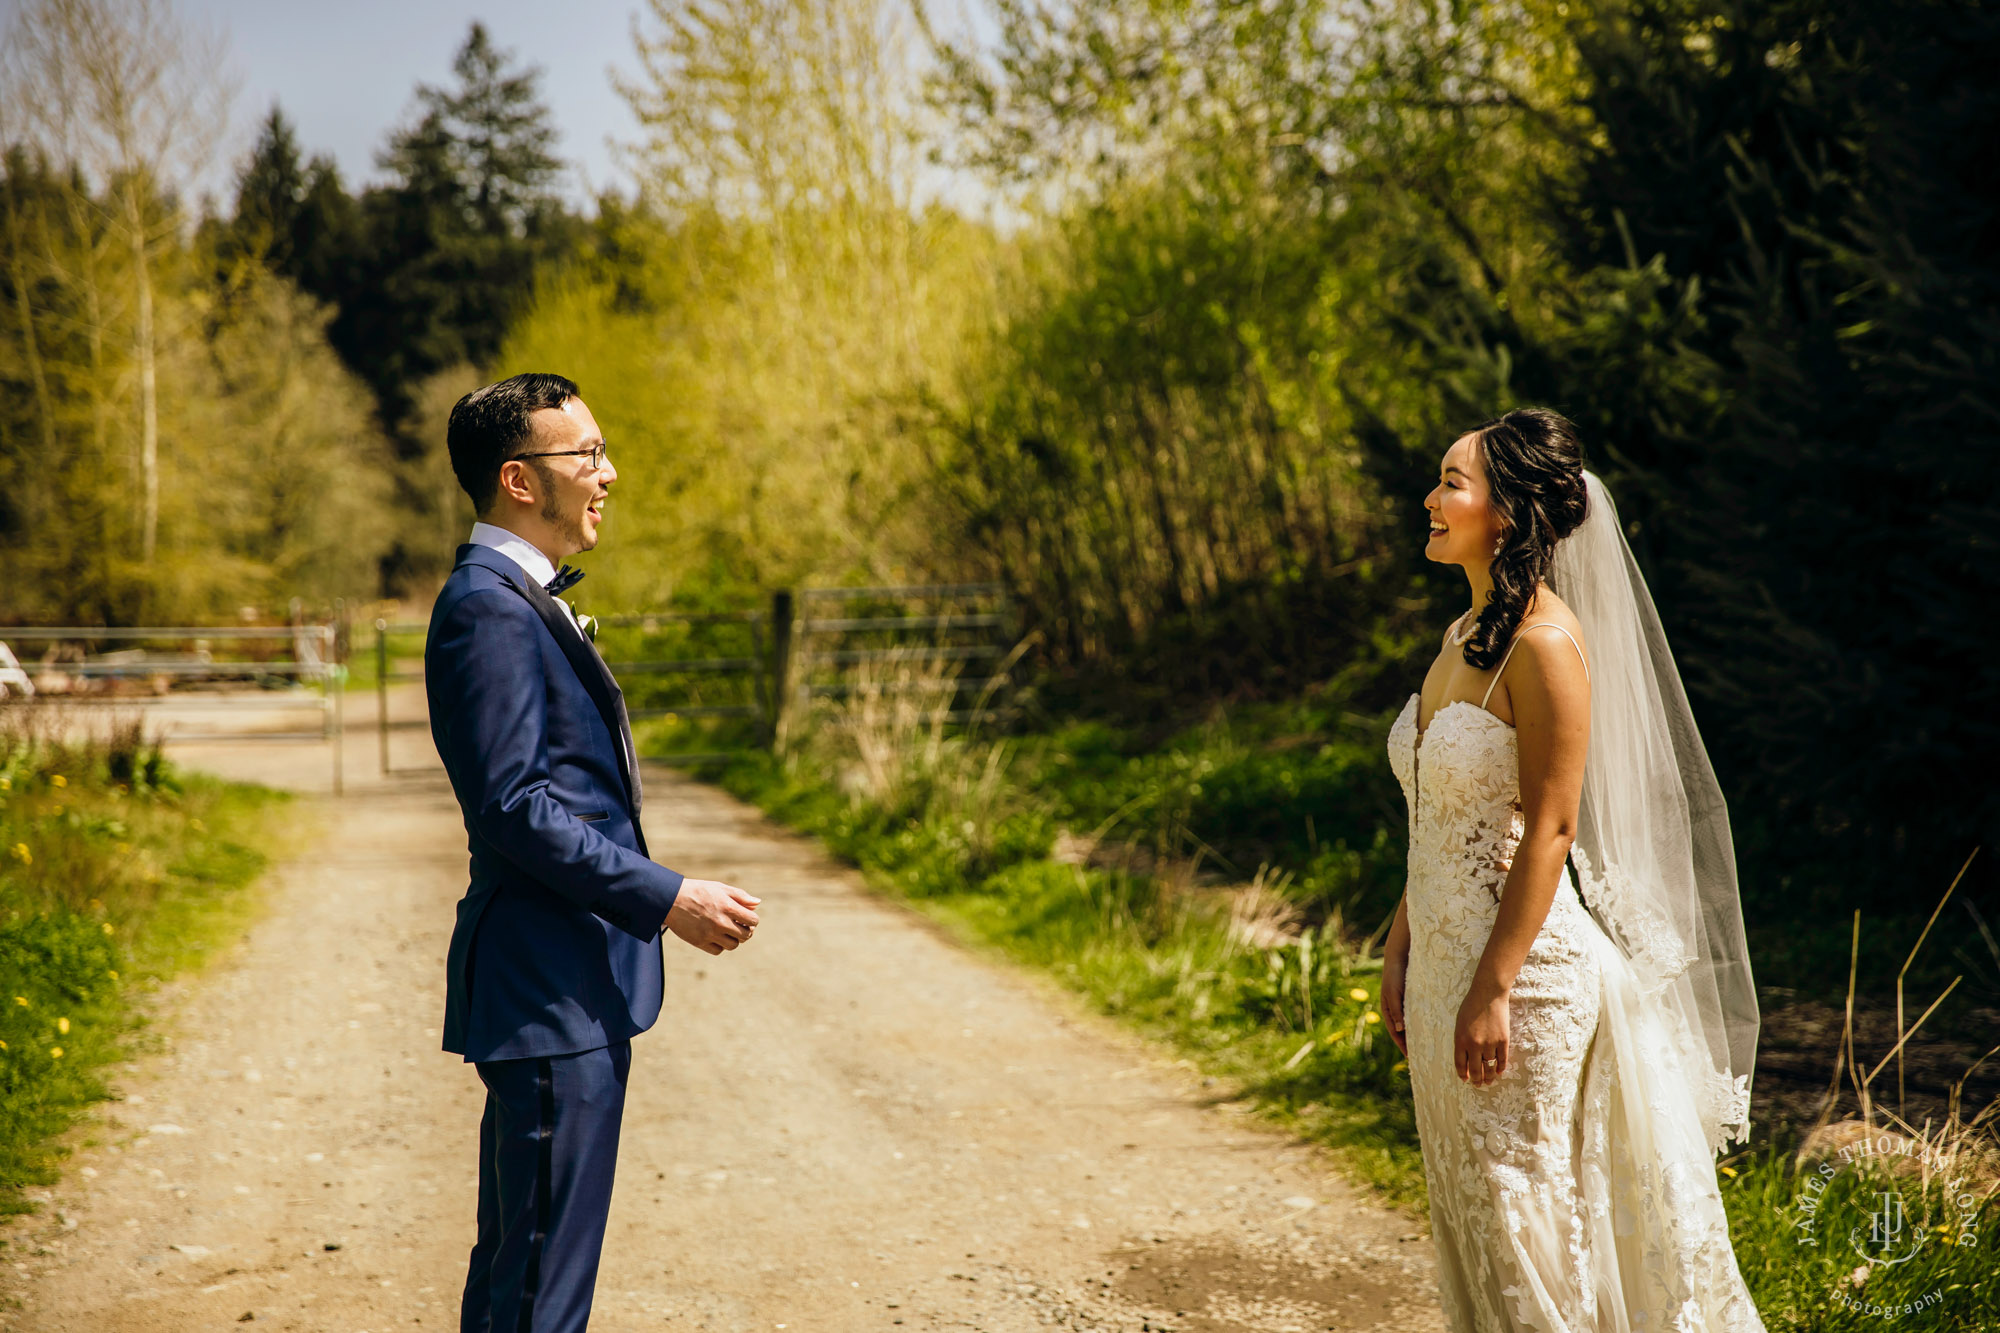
[1379,408,1767,1331]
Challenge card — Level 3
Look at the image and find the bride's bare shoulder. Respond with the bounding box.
[1516,587,1590,675]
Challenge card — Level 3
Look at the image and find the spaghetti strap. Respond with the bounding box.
[1481,622,1590,709]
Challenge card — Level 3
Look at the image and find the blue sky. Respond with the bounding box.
[180,0,646,206]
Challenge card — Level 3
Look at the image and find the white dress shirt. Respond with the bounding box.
[468,522,587,642]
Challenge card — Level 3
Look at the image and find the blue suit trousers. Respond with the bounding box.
[461,1042,631,1333]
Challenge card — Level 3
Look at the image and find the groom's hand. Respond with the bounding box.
[664,878,761,955]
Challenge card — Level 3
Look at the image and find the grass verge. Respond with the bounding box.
[0,711,291,1216]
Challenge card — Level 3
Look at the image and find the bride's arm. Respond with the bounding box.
[1456,625,1592,1087]
[1382,896,1412,1058]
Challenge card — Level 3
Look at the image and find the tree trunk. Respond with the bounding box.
[127,180,159,562]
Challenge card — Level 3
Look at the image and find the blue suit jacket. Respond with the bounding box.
[427,543,684,1062]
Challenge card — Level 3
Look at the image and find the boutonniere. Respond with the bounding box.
[562,599,599,643]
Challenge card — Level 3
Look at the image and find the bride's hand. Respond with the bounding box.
[1454,981,1510,1086]
[1382,954,1410,1058]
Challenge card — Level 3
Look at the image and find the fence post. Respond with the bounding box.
[375,618,391,776]
[768,589,794,748]
[328,624,345,797]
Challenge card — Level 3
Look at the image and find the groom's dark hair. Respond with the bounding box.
[447,372,581,514]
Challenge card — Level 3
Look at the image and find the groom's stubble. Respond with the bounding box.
[528,456,591,551]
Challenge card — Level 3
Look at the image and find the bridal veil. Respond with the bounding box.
[1550,471,1760,1154]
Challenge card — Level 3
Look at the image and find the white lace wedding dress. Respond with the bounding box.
[1388,685,1767,1333]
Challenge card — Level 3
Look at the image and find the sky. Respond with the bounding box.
[174,0,649,207]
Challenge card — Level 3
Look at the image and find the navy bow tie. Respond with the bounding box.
[545,565,585,597]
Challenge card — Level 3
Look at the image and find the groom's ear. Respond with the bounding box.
[492,456,541,510]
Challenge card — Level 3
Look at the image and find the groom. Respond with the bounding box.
[427,372,762,1332]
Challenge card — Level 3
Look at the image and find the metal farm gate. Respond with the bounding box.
[0,612,350,791]
[374,584,1019,774]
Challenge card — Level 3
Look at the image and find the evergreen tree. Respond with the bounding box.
[1550,0,2000,914]
[338,22,577,424]
[220,105,358,298]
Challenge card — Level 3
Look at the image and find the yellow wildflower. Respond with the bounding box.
[49,1047,62,1059]
[12,996,27,1007]
[1348,987,1369,1002]
[1719,1165,1737,1178]
[0,776,10,789]
[0,1039,8,1049]
[1363,1011,1381,1024]
[56,1017,70,1035]
[9,843,29,864]
[191,818,205,832]
[107,970,118,981]
[102,921,115,935]
[49,774,66,788]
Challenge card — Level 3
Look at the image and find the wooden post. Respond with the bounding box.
[768,589,794,748]
[328,623,345,797]
[376,618,391,776]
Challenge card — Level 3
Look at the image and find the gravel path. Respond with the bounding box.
[0,689,1443,1333]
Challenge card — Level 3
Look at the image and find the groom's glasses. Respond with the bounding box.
[516,442,609,472]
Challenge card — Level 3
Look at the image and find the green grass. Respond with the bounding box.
[0,717,291,1215]
[1721,1144,1999,1330]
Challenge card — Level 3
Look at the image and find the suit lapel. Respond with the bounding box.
[455,545,645,824]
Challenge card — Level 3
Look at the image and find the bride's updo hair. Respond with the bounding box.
[1462,407,1590,671]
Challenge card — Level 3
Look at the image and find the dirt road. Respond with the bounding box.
[0,689,1442,1333]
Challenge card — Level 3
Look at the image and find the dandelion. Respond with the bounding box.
[50,774,66,788]
[56,1017,70,1034]
[49,1047,63,1059]
[1349,987,1369,1002]
[107,970,118,981]
[13,996,27,1007]
[9,843,29,864]
[102,921,115,935]
[1363,1011,1381,1025]
[1719,1165,1737,1178]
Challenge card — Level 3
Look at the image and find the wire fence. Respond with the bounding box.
[0,586,1022,795]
